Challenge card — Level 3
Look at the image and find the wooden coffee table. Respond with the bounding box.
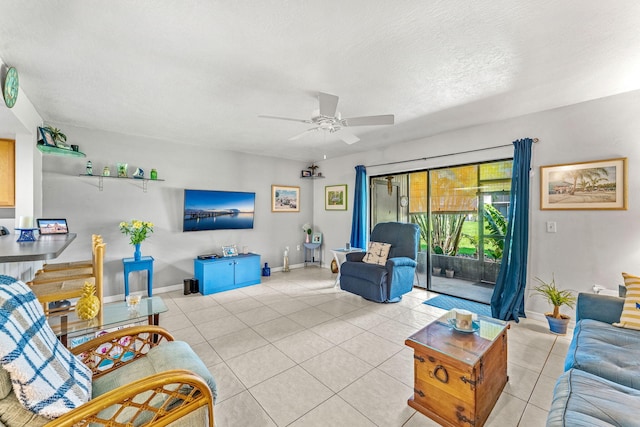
[405,310,509,427]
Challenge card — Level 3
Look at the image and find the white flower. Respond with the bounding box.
[302,223,312,234]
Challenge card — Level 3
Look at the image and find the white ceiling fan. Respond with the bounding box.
[259,92,394,145]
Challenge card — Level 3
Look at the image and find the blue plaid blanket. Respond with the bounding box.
[0,275,91,418]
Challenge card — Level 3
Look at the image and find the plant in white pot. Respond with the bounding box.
[533,274,576,335]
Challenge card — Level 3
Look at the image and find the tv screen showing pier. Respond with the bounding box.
[183,189,255,231]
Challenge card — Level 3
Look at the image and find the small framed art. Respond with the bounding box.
[222,245,238,257]
[301,170,312,177]
[540,157,627,210]
[272,185,300,212]
[38,127,56,147]
[325,184,347,211]
[312,232,322,244]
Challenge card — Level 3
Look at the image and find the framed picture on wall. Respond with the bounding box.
[325,184,347,210]
[540,157,627,210]
[271,185,300,212]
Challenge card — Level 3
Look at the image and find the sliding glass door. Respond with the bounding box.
[371,159,512,303]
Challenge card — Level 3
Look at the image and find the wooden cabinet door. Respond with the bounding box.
[0,139,15,207]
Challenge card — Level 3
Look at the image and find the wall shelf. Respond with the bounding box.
[37,144,86,158]
[78,174,165,192]
[301,175,325,179]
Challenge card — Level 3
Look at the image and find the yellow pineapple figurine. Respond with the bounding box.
[77,281,100,320]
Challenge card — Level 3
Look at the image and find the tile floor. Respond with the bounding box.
[159,267,570,426]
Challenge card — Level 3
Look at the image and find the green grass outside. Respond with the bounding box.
[419,220,502,259]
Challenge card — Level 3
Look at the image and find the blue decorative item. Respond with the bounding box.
[133,167,144,179]
[16,228,37,242]
[134,243,142,261]
[262,262,271,277]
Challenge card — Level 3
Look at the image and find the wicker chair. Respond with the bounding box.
[28,243,105,316]
[0,326,215,427]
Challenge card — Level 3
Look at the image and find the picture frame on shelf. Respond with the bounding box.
[222,245,238,257]
[312,232,322,244]
[117,163,128,178]
[38,127,56,147]
[301,170,312,177]
[325,184,347,211]
[540,157,627,210]
[272,185,300,212]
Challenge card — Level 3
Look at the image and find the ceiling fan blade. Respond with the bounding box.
[341,114,395,126]
[318,92,339,117]
[289,127,319,141]
[258,114,312,124]
[338,130,360,145]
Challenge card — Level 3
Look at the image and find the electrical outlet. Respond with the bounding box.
[546,221,557,233]
[297,245,300,251]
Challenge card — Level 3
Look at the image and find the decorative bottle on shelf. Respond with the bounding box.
[150,169,158,180]
[86,161,93,175]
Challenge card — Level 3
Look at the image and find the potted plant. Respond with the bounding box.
[533,274,576,335]
[44,126,69,148]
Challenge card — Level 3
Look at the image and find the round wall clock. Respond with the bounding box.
[3,67,19,108]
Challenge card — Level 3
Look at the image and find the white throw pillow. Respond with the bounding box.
[362,241,391,266]
[0,275,92,418]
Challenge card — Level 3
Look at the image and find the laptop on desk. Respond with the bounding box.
[37,219,69,235]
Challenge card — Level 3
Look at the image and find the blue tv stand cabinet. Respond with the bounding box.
[194,253,261,295]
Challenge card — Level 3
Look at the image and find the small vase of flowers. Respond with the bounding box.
[120,220,154,260]
[302,223,312,243]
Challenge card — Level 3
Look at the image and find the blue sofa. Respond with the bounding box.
[547,293,640,426]
[339,222,419,303]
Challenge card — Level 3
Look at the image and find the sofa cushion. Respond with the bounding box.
[0,276,91,419]
[0,390,48,427]
[92,340,217,401]
[0,367,10,400]
[547,368,640,427]
[565,318,640,390]
[613,272,640,330]
[362,241,391,266]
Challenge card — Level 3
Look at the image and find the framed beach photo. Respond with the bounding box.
[38,127,56,147]
[272,185,300,212]
[325,184,347,211]
[540,157,627,210]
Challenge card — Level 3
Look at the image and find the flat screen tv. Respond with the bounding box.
[183,189,255,231]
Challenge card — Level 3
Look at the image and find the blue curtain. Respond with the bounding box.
[491,138,533,322]
[350,165,367,249]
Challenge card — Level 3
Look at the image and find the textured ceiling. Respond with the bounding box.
[1,1,640,162]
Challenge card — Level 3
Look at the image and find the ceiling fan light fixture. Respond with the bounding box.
[259,91,394,145]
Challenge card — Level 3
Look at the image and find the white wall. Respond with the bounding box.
[0,57,43,280]
[316,89,640,320]
[39,89,640,318]
[41,126,313,297]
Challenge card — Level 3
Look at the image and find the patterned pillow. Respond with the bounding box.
[362,241,391,266]
[0,275,92,418]
[613,272,640,331]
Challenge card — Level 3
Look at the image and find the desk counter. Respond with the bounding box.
[0,233,77,263]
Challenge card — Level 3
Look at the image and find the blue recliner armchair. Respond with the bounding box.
[340,222,419,303]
